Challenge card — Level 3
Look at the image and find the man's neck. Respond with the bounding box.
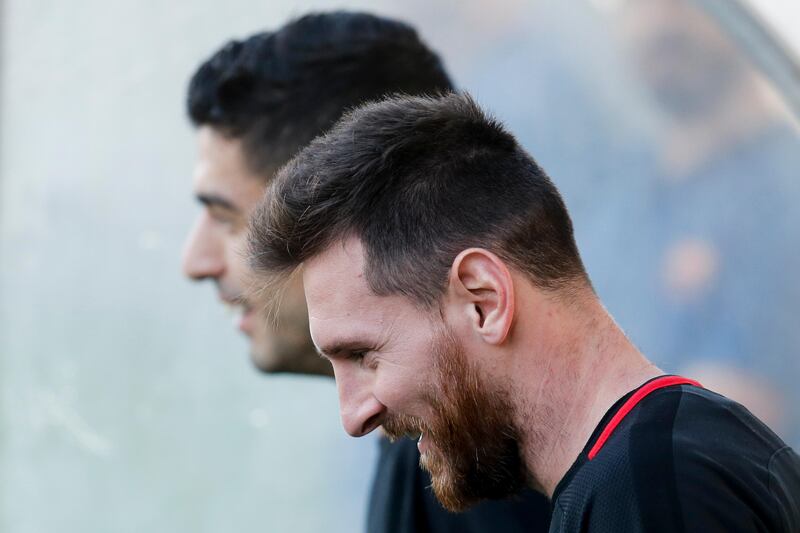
[510,298,662,498]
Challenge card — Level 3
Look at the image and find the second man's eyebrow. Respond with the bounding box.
[196,193,238,211]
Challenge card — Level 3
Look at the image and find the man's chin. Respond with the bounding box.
[248,342,334,377]
[249,350,282,374]
[421,452,476,513]
[247,338,284,374]
[414,439,461,510]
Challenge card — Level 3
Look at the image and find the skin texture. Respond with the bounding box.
[182,126,331,376]
[305,237,663,502]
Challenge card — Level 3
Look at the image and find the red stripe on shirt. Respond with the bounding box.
[587,375,702,460]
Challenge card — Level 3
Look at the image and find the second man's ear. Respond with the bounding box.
[447,248,515,345]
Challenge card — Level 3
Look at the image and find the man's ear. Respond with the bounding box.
[447,248,515,345]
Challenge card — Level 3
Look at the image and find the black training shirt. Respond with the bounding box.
[550,375,800,532]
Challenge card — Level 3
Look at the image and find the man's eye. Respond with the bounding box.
[210,212,235,225]
[348,350,377,369]
[206,206,240,225]
[348,350,367,361]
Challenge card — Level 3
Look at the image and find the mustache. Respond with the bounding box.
[382,413,428,442]
[214,280,249,306]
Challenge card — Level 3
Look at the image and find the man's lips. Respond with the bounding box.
[236,305,256,336]
[219,296,255,337]
[382,415,431,453]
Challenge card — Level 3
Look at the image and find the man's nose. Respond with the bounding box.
[334,365,386,437]
[182,215,225,280]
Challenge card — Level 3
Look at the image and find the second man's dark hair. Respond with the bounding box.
[187,11,453,177]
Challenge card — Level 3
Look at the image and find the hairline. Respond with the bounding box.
[196,122,284,185]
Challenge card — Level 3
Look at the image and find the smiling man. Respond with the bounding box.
[249,93,800,531]
[182,12,549,533]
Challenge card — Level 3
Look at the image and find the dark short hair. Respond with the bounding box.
[187,11,453,177]
[249,93,589,306]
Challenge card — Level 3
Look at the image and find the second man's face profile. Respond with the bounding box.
[182,126,325,375]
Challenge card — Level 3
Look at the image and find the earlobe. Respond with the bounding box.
[448,248,515,345]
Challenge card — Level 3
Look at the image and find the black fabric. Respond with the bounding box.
[550,378,800,532]
[367,436,551,533]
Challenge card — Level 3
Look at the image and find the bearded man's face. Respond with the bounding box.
[303,239,528,511]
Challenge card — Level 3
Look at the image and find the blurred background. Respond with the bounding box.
[1,0,798,531]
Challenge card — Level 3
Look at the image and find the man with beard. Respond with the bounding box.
[182,12,549,532]
[249,92,800,531]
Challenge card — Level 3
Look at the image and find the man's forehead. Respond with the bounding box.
[301,239,377,347]
[302,238,439,358]
[193,127,266,204]
[303,238,372,312]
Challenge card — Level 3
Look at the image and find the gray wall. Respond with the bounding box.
[0,1,406,531]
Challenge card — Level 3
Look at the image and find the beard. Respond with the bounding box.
[382,326,527,512]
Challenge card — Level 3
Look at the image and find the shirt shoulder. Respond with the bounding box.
[668,387,800,532]
[551,383,800,532]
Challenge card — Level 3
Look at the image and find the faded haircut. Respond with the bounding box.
[249,92,589,307]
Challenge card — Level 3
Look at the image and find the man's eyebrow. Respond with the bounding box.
[196,193,238,211]
[316,340,368,359]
